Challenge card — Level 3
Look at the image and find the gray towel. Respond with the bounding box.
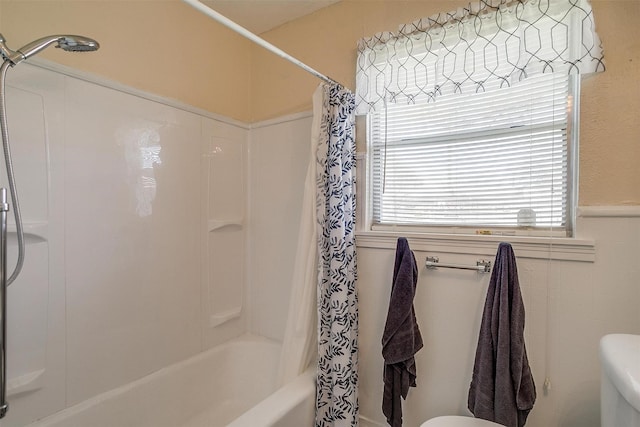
[468,242,536,427]
[382,237,423,427]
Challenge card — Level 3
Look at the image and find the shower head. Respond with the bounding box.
[0,33,99,66]
[56,35,100,53]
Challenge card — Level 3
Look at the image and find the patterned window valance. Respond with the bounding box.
[355,0,605,114]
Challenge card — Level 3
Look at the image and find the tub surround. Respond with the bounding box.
[1,61,249,427]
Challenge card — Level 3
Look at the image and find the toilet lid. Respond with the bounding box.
[421,416,504,427]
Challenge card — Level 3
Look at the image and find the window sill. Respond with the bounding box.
[355,230,595,262]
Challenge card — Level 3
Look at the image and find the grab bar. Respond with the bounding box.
[425,256,492,273]
[0,188,8,418]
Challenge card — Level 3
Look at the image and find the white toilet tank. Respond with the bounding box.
[600,334,640,427]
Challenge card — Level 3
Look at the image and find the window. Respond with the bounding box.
[355,0,604,237]
[367,73,577,235]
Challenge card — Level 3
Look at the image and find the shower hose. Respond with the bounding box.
[0,59,26,286]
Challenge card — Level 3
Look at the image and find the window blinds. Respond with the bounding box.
[370,73,571,230]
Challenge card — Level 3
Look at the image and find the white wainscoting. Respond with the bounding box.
[357,211,640,427]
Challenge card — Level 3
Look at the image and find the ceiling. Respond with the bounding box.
[202,0,342,34]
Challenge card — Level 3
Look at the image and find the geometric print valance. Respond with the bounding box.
[355,0,605,114]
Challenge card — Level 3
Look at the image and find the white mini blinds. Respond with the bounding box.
[369,73,572,229]
[356,0,604,234]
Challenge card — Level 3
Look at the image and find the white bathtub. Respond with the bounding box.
[27,335,316,427]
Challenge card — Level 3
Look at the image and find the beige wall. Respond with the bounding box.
[0,0,252,122]
[581,2,640,206]
[252,0,640,206]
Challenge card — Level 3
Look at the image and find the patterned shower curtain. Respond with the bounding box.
[314,83,359,427]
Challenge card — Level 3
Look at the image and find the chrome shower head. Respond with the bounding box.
[56,35,100,53]
[0,33,99,66]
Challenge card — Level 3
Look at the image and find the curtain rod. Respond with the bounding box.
[182,0,340,86]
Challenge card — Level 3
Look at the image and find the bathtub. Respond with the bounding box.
[27,335,316,427]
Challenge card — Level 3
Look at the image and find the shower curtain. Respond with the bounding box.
[313,83,359,427]
[276,98,320,388]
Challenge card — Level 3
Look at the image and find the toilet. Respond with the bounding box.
[600,334,640,427]
[420,416,503,426]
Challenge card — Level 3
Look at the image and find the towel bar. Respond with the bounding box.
[425,256,492,273]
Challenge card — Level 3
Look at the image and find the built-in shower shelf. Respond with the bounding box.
[209,307,242,328]
[208,218,243,232]
[7,368,44,397]
[8,221,48,243]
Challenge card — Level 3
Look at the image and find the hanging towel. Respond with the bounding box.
[468,242,536,427]
[382,237,423,427]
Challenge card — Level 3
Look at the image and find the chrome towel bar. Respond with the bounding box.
[425,256,492,273]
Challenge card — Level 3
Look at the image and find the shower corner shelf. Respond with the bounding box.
[8,221,48,242]
[7,369,45,397]
[208,218,243,232]
[209,307,242,328]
